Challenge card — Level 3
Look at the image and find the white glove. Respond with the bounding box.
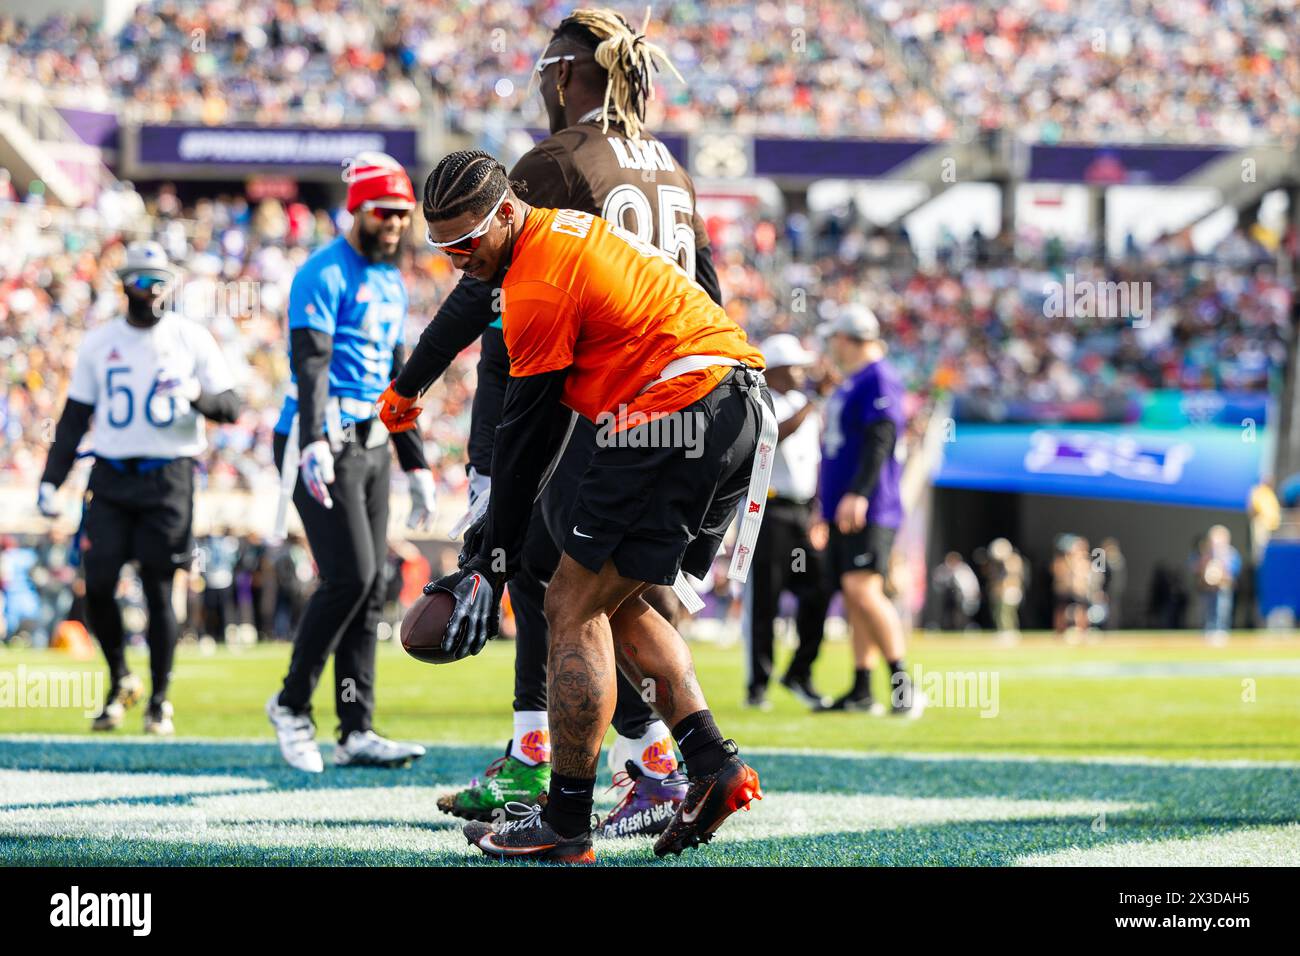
[152,375,202,419]
[37,481,60,518]
[156,375,202,403]
[406,468,438,531]
[466,465,490,509]
[299,439,335,509]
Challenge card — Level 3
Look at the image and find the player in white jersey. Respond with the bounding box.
[38,242,240,734]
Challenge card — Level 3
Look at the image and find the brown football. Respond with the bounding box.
[400,587,458,664]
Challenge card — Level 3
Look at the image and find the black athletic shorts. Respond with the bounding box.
[564,368,772,586]
[81,457,196,581]
[827,522,896,580]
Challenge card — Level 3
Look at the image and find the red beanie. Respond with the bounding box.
[342,151,415,213]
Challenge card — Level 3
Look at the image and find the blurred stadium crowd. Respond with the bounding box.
[1,0,1295,143]
[0,0,1296,647]
[0,180,1292,495]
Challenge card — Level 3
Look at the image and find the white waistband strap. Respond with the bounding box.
[727,381,778,585]
[672,571,705,615]
[637,355,776,591]
[639,354,744,395]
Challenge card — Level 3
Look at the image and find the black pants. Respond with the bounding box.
[81,457,194,707]
[273,427,389,739]
[506,415,655,740]
[742,498,831,693]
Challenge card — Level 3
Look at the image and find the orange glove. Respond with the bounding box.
[377,381,422,432]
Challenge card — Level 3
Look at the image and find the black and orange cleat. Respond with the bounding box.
[463,800,596,864]
[653,740,762,858]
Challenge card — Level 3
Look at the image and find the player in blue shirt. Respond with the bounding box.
[817,305,923,716]
[266,152,433,772]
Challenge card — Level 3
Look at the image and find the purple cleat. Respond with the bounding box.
[597,761,687,839]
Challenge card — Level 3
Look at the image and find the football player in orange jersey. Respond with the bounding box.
[422,150,772,863]
[381,10,715,835]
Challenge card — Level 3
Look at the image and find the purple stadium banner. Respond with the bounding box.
[1027,144,1231,185]
[136,124,419,168]
[753,137,930,179]
[57,108,120,150]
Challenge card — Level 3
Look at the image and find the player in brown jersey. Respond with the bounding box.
[378,9,722,838]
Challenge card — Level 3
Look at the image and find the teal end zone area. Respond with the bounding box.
[2,737,1298,867]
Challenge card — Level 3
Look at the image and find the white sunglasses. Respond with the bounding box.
[426,187,509,254]
[535,54,577,75]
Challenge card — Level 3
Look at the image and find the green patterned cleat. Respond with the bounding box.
[437,742,550,823]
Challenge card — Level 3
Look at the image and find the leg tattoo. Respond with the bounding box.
[610,596,707,726]
[548,644,612,777]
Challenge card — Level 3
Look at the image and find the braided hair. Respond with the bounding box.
[423,150,511,223]
[546,7,683,141]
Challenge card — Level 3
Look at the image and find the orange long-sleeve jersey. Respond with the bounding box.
[501,207,763,425]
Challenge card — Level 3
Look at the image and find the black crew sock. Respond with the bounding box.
[544,772,595,838]
[673,710,727,777]
[889,659,913,707]
[852,667,872,698]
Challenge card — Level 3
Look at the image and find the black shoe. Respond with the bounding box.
[826,691,885,715]
[780,673,832,711]
[463,801,595,864]
[744,687,772,711]
[654,740,762,857]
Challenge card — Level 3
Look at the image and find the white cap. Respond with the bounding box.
[817,303,881,341]
[760,333,816,369]
[116,241,175,282]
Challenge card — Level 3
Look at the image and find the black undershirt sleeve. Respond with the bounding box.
[191,388,241,424]
[392,276,496,398]
[850,418,897,499]
[390,341,408,380]
[40,399,94,488]
[473,370,571,578]
[467,328,510,477]
[388,343,430,471]
[694,242,723,307]
[289,326,332,449]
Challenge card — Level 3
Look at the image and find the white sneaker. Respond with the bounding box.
[892,688,928,720]
[144,700,175,736]
[91,700,125,732]
[333,730,426,768]
[91,673,145,731]
[266,692,324,773]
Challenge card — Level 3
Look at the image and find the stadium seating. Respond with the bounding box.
[0,186,1288,497]
[6,0,1293,143]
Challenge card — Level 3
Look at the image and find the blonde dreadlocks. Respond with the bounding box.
[544,7,684,140]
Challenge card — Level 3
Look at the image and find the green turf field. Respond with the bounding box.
[2,633,1299,865]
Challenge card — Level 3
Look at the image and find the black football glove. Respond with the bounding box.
[458,510,488,570]
[435,558,504,660]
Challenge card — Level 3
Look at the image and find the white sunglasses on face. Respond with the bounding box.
[426,187,509,254]
[535,54,576,75]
